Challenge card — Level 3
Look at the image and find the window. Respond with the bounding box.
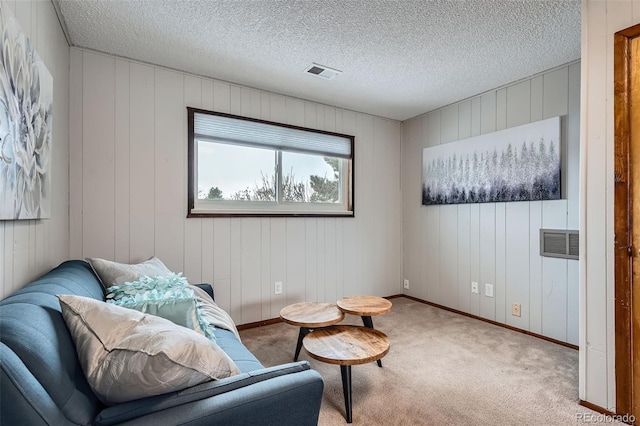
[187,108,354,217]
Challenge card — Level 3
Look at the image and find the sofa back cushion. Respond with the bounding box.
[0,260,104,424]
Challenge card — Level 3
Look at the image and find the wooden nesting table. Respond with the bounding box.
[337,296,392,367]
[281,296,392,423]
[303,325,390,424]
[280,302,345,362]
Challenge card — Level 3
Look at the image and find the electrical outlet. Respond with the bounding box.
[403,279,410,290]
[512,303,521,317]
[471,282,479,294]
[484,283,494,298]
[274,281,283,295]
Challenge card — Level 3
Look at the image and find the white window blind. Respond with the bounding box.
[194,112,352,158]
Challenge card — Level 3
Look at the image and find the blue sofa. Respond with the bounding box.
[0,260,324,425]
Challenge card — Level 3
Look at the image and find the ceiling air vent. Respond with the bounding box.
[304,63,342,80]
[540,229,579,260]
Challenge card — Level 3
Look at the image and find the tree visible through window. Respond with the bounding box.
[187,108,354,217]
[200,156,339,202]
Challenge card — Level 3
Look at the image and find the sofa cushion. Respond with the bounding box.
[86,256,172,289]
[106,274,217,340]
[58,295,240,405]
[213,328,263,373]
[94,361,313,426]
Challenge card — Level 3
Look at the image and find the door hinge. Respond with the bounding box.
[628,246,633,257]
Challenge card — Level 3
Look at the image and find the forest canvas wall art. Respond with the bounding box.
[422,116,561,205]
[0,2,53,219]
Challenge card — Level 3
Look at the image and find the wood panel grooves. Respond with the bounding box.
[402,63,578,351]
[1,2,71,299]
[398,295,579,350]
[68,50,402,325]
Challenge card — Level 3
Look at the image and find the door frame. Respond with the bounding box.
[614,22,640,418]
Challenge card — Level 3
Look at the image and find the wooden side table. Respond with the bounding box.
[337,295,392,367]
[280,302,345,362]
[303,325,390,424]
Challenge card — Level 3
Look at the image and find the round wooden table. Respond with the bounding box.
[337,295,392,367]
[280,302,345,362]
[337,295,392,317]
[303,325,390,424]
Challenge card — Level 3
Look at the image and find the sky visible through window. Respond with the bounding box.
[197,141,334,199]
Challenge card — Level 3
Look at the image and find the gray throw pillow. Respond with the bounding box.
[86,256,172,288]
[190,285,241,340]
[58,294,240,405]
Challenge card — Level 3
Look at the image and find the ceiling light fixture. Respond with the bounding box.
[303,63,342,80]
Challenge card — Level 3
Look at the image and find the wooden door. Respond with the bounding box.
[615,23,640,421]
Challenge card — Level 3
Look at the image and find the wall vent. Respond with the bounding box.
[540,229,579,259]
[303,63,342,80]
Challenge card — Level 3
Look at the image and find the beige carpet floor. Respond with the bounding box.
[240,297,621,426]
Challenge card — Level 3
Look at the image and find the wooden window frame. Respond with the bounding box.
[187,107,355,218]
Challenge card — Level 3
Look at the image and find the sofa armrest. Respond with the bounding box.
[1,344,77,426]
[193,283,214,301]
[95,362,323,426]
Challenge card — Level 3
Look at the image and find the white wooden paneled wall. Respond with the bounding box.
[580,0,640,411]
[0,0,70,300]
[69,49,402,324]
[401,62,580,345]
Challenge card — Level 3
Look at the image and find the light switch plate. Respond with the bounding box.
[485,283,494,298]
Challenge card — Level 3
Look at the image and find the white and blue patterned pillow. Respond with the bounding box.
[107,273,217,341]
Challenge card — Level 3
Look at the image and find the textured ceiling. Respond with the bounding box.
[55,0,581,121]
